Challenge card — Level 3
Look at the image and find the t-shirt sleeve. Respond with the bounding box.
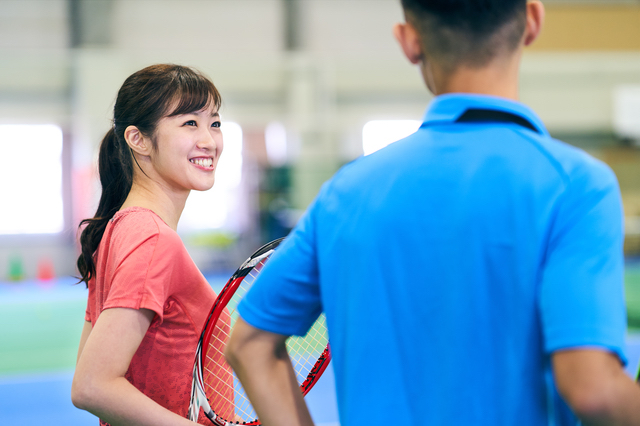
[102,216,175,324]
[540,160,627,364]
[238,194,324,337]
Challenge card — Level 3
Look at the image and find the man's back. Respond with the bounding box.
[284,93,625,424]
[226,2,640,424]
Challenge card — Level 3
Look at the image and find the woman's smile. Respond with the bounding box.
[189,157,215,170]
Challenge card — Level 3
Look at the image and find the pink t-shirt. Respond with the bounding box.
[85,207,230,424]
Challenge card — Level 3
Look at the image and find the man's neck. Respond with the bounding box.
[423,49,522,101]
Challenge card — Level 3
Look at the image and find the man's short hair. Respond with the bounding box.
[401,0,527,70]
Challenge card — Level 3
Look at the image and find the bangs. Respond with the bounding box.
[166,68,222,117]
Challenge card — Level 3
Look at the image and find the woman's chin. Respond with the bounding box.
[191,180,216,192]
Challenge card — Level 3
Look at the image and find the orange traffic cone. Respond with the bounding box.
[37,257,55,281]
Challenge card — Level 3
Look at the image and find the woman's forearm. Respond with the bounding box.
[72,374,195,426]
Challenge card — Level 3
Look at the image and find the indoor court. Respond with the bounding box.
[3,0,640,425]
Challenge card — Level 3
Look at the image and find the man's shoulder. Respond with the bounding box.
[532,135,618,190]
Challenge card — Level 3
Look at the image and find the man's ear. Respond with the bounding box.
[124,125,152,156]
[393,22,424,65]
[523,0,545,47]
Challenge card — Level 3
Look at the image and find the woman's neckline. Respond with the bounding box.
[114,206,169,226]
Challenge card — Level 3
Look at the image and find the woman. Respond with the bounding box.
[72,64,231,425]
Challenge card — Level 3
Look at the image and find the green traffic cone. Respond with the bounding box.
[8,255,25,281]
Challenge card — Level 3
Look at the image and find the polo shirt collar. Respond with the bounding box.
[422,93,549,136]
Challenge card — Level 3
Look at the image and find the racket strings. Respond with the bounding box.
[286,317,328,383]
[200,254,329,424]
[202,335,252,419]
[201,273,260,422]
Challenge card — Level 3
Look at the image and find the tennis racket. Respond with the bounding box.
[188,237,331,425]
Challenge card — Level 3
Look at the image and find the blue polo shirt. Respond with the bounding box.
[238,94,627,425]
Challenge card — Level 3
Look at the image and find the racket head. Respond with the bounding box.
[189,238,331,425]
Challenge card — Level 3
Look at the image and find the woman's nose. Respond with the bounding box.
[196,129,216,151]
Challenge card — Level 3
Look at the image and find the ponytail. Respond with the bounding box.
[77,127,133,286]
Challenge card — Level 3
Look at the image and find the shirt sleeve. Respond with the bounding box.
[540,160,627,364]
[102,216,174,324]
[238,193,324,337]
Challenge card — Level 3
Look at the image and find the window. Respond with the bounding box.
[265,121,288,166]
[362,120,421,156]
[0,125,64,234]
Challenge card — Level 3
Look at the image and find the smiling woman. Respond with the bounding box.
[71,64,232,426]
[180,121,243,233]
[122,101,222,197]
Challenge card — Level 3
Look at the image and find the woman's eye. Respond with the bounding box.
[211,121,221,128]
[184,120,197,126]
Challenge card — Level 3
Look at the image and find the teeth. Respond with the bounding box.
[190,158,213,168]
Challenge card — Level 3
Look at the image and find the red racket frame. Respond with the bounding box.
[191,238,331,425]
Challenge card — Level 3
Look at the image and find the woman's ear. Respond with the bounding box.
[124,125,152,156]
[524,0,545,47]
[393,22,424,65]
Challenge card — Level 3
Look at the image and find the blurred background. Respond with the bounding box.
[1,0,640,424]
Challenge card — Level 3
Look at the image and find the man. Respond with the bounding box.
[226,1,640,424]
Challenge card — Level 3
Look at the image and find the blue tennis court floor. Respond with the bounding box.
[0,364,339,426]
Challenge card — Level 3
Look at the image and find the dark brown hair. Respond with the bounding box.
[77,64,221,286]
[401,0,527,70]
